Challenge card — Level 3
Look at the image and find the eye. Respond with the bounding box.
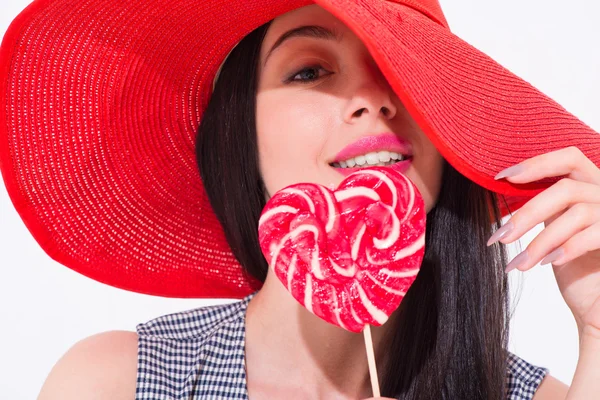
[286,65,331,84]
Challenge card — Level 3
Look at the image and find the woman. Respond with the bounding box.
[2,0,599,399]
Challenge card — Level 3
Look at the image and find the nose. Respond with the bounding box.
[343,64,398,124]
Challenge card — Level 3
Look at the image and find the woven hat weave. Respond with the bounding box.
[1,0,598,298]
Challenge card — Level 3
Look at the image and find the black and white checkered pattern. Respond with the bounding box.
[136,292,548,399]
[506,350,549,399]
[136,295,251,399]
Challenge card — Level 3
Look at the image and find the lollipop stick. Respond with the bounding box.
[363,324,381,397]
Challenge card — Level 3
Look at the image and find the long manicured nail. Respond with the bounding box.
[487,221,514,246]
[505,250,529,273]
[541,248,564,265]
[495,164,525,180]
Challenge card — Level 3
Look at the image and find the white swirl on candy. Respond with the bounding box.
[330,257,356,277]
[305,273,313,314]
[334,187,380,202]
[364,271,408,296]
[372,203,399,250]
[317,186,337,233]
[331,287,348,331]
[358,169,416,226]
[258,205,298,226]
[352,224,367,261]
[283,188,315,213]
[356,284,388,325]
[269,224,326,280]
[287,254,297,293]
[350,302,361,325]
[366,231,426,266]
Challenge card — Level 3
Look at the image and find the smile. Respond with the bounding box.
[329,150,410,169]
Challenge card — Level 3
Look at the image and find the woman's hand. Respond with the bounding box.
[488,146,600,334]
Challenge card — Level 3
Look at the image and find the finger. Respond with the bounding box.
[496,146,600,186]
[543,221,600,268]
[489,179,600,246]
[506,203,600,272]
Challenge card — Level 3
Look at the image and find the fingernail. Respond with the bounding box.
[505,250,529,273]
[541,248,564,265]
[494,164,525,180]
[487,221,514,246]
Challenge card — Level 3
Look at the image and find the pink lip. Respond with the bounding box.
[333,132,413,163]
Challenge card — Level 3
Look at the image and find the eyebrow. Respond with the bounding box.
[263,25,343,67]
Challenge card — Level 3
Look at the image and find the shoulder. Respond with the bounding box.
[36,300,249,400]
[507,352,569,400]
[533,375,569,400]
[38,330,138,400]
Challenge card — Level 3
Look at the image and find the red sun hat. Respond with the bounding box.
[1,0,598,299]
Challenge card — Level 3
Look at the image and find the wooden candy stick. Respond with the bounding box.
[363,324,381,397]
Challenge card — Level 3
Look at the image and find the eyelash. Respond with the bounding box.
[286,64,331,84]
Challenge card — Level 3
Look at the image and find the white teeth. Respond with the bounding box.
[378,151,391,162]
[365,152,379,165]
[331,150,410,169]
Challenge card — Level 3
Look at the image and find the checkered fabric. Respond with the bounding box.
[506,350,550,399]
[135,292,549,399]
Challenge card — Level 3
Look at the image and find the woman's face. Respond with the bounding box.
[256,5,444,213]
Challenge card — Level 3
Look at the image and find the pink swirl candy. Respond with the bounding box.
[258,167,426,333]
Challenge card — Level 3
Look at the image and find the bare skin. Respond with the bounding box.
[37,4,570,400]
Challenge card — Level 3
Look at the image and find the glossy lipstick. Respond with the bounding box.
[331,132,413,177]
[333,132,413,163]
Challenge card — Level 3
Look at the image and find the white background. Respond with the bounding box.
[1,0,599,398]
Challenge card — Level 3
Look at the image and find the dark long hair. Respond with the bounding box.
[197,21,511,399]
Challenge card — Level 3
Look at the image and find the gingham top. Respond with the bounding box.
[135,292,549,399]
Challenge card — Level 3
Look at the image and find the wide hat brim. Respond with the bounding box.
[1,0,598,299]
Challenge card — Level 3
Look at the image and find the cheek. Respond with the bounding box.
[256,91,337,196]
[426,156,444,213]
[415,148,444,213]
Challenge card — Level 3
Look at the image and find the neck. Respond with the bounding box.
[244,271,396,399]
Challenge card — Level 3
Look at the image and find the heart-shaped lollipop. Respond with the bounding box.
[258,167,426,333]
